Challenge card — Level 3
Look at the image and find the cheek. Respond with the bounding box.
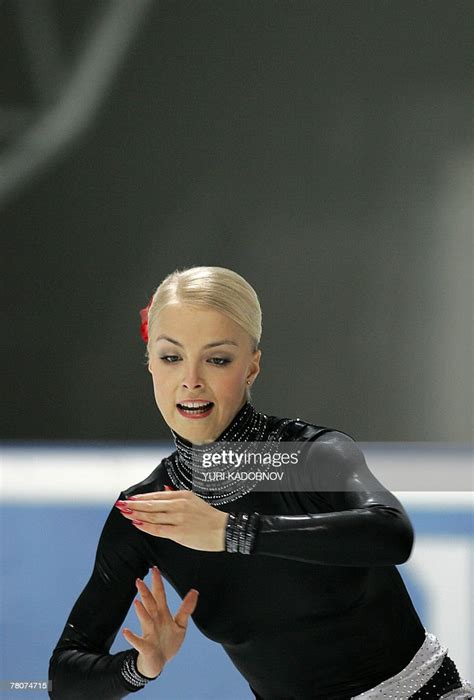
[215,365,246,392]
[150,369,168,401]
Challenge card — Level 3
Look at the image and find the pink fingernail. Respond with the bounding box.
[132,520,143,525]
[116,505,133,513]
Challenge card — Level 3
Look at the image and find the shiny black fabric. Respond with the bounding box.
[48,411,426,699]
[408,655,463,699]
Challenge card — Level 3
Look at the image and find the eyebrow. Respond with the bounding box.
[156,335,239,349]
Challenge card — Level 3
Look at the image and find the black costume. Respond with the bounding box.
[49,402,438,699]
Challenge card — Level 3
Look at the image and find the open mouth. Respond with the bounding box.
[176,402,214,416]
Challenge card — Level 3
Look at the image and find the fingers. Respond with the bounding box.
[122,626,145,654]
[125,574,164,644]
[128,489,185,501]
[124,496,189,514]
[133,598,155,635]
[119,507,182,526]
[122,575,158,649]
[136,577,159,619]
[149,568,198,623]
[151,566,168,608]
[174,588,199,630]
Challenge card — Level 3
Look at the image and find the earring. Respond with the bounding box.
[246,380,251,385]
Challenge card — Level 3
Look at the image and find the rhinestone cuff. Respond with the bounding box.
[224,512,260,554]
[120,648,161,689]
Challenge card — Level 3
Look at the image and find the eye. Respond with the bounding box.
[208,357,231,366]
[160,355,180,363]
[159,355,231,366]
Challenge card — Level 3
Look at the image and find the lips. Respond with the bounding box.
[177,402,213,410]
[177,401,214,408]
[176,401,214,418]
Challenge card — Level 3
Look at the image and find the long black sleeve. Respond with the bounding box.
[251,430,414,566]
[48,491,151,700]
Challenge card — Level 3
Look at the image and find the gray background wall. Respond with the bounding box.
[1,0,472,442]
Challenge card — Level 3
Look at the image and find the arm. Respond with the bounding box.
[229,431,414,566]
[48,492,151,699]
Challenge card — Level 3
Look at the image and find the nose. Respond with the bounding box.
[181,363,204,389]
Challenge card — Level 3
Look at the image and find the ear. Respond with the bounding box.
[247,348,261,383]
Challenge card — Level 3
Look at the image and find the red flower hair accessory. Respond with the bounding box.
[139,294,154,343]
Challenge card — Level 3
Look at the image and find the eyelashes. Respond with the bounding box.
[159,356,231,366]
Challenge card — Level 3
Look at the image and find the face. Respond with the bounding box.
[147,302,261,444]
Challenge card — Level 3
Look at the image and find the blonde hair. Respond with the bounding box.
[145,266,262,400]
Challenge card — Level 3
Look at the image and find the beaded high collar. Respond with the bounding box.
[166,401,290,505]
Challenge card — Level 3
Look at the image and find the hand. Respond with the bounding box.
[122,566,199,678]
[115,489,229,551]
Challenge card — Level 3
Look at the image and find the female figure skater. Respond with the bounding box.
[48,266,473,699]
